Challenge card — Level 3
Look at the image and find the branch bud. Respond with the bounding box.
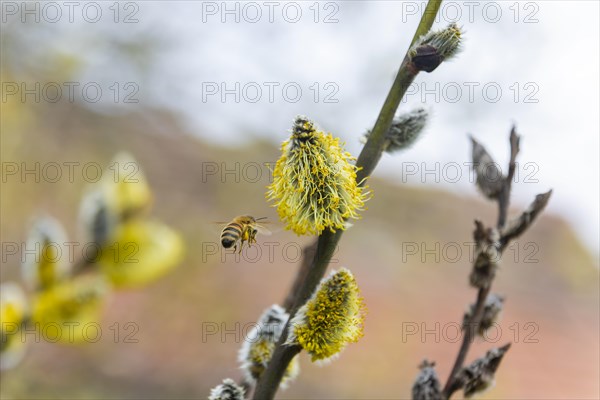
[469,221,500,289]
[409,23,462,73]
[470,137,504,200]
[363,108,428,153]
[239,305,299,388]
[412,360,442,400]
[463,294,504,336]
[208,378,245,400]
[458,344,511,398]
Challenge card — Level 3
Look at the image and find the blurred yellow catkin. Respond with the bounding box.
[31,275,108,344]
[97,219,184,288]
[0,282,28,370]
[21,217,70,291]
[102,152,153,220]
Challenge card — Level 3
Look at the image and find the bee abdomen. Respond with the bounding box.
[221,223,242,248]
[221,237,236,248]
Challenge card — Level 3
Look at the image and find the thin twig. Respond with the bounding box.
[497,127,519,228]
[442,128,551,399]
[442,131,519,398]
[252,2,443,399]
[442,285,491,397]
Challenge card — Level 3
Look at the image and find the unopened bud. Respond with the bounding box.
[409,23,462,73]
[363,108,428,153]
[463,294,504,336]
[459,344,511,398]
[412,360,442,400]
[208,378,245,400]
[239,305,299,388]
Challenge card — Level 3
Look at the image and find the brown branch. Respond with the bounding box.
[442,127,551,399]
[282,240,318,312]
[497,127,520,228]
[442,283,491,397]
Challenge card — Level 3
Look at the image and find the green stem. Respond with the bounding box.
[356,0,442,183]
[252,2,443,399]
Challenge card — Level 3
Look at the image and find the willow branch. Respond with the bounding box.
[442,129,551,399]
[252,2,443,399]
[282,240,317,312]
[356,0,442,182]
[496,127,520,228]
[442,132,519,398]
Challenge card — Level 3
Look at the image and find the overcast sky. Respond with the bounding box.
[4,1,599,256]
[154,1,599,255]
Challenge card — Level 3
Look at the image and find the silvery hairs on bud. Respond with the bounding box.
[409,23,462,73]
[500,190,553,245]
[22,216,70,290]
[363,108,429,153]
[470,221,501,289]
[470,137,504,200]
[459,344,511,398]
[238,305,289,362]
[79,189,116,247]
[412,360,442,400]
[463,294,504,336]
[208,378,245,400]
[238,304,299,386]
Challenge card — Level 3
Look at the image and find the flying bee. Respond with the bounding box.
[219,216,270,253]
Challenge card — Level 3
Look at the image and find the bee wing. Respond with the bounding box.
[208,222,230,236]
[254,223,273,236]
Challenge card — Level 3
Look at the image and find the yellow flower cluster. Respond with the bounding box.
[287,268,365,362]
[239,305,299,387]
[1,153,184,368]
[83,153,184,288]
[101,152,153,221]
[0,283,28,370]
[267,116,368,236]
[31,275,108,343]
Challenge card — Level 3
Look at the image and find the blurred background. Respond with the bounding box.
[1,1,598,399]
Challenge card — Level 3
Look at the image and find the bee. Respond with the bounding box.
[219,216,270,253]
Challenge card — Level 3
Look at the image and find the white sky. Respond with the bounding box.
[154,1,600,256]
[4,1,599,256]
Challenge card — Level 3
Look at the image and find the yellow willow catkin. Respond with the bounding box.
[286,268,365,362]
[267,116,368,236]
[0,282,28,370]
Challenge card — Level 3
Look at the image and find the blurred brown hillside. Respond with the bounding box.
[1,101,598,399]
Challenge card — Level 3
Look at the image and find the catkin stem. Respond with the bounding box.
[252,2,443,399]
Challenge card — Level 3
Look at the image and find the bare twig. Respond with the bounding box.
[442,128,551,399]
[497,127,520,228]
